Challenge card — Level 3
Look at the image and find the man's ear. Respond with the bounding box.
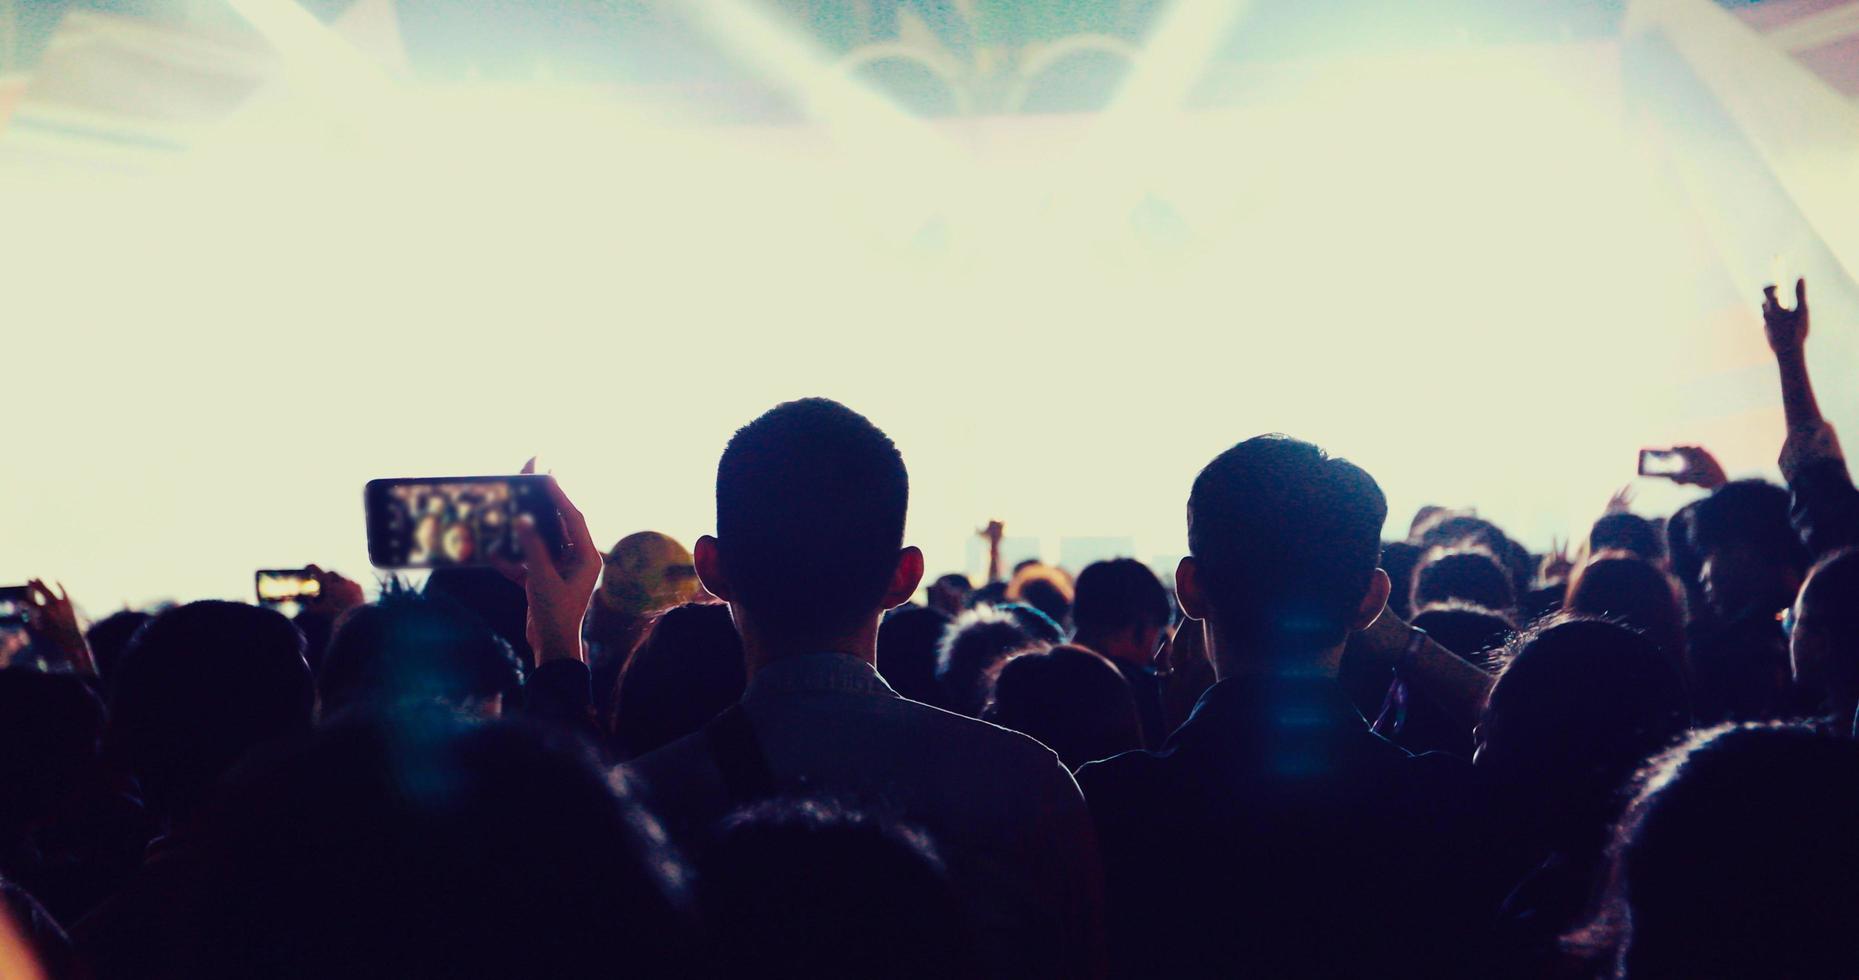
[882,546,926,610]
[1175,556,1207,621]
[693,535,734,603]
[1350,568,1393,632]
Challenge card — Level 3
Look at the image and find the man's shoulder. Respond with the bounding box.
[892,696,1076,773]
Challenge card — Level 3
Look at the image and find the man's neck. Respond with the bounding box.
[737,610,882,677]
[1206,626,1347,684]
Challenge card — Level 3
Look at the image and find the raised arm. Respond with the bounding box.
[980,520,1005,584]
[1348,602,1495,733]
[1764,278,1859,557]
[1766,279,1824,435]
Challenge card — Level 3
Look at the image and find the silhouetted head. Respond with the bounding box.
[424,567,533,667]
[1412,512,1533,596]
[1409,602,1514,664]
[1597,724,1859,979]
[1412,547,1516,613]
[697,798,974,980]
[319,590,523,721]
[1006,563,1075,631]
[1181,435,1389,662]
[106,601,313,827]
[698,399,920,654]
[1590,513,1665,564]
[982,644,1143,769]
[1379,541,1423,620]
[1565,553,1689,680]
[1664,501,1707,603]
[1476,618,1688,844]
[1789,548,1859,708]
[876,604,952,707]
[1071,559,1171,665]
[183,710,692,978]
[609,602,745,761]
[937,606,1045,717]
[926,574,971,617]
[84,609,152,694]
[0,669,105,837]
[1689,480,1808,620]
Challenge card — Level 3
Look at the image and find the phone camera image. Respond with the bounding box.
[1638,449,1689,478]
[366,477,559,570]
[255,570,321,607]
[0,586,29,629]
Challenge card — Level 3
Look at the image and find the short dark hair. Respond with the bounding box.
[319,590,523,719]
[1592,724,1859,978]
[982,645,1144,769]
[877,604,952,707]
[609,602,745,761]
[716,399,908,646]
[1409,601,1514,665]
[1689,479,1806,570]
[1589,512,1665,563]
[106,601,313,825]
[1412,548,1516,613]
[1071,559,1171,638]
[1187,435,1386,645]
[699,799,974,979]
[185,711,693,976]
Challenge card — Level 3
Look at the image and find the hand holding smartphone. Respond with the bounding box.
[1638,449,1688,479]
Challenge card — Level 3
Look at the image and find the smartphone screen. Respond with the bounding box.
[1639,449,1688,478]
[255,569,321,607]
[364,475,564,569]
[0,585,29,628]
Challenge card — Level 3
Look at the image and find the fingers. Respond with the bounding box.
[1796,277,1808,309]
[488,554,528,587]
[1764,284,1779,311]
[520,456,538,475]
[544,477,598,562]
[513,513,554,580]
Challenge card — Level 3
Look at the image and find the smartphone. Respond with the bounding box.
[255,569,321,607]
[1639,449,1689,478]
[0,585,29,628]
[364,475,565,570]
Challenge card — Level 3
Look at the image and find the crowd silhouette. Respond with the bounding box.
[3,280,1859,978]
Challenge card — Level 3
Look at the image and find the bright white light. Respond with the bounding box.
[0,14,1849,610]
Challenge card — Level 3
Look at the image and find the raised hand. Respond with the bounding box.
[1764,278,1809,356]
[25,579,95,676]
[303,565,366,619]
[979,520,1005,544]
[1671,445,1728,490]
[503,478,602,664]
[1605,484,1636,515]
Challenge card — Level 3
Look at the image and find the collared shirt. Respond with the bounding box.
[624,652,1105,980]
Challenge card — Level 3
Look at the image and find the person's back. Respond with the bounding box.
[1075,435,1484,978]
[622,399,1101,980]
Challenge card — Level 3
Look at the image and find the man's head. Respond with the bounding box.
[106,601,314,826]
[1789,548,1859,702]
[319,590,523,721]
[1411,547,1516,613]
[1178,435,1389,664]
[1689,480,1808,619]
[696,399,922,654]
[1071,559,1171,665]
[1590,512,1666,564]
[926,574,971,617]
